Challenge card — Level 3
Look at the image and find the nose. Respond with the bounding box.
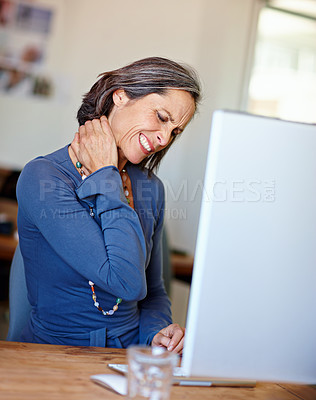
[156,128,172,147]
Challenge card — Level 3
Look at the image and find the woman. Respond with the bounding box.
[17,57,201,352]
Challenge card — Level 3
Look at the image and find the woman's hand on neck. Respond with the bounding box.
[69,116,119,176]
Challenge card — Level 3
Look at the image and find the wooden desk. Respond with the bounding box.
[0,341,315,400]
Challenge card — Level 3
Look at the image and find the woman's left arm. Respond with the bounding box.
[138,180,185,353]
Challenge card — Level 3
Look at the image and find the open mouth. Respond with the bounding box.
[139,133,154,154]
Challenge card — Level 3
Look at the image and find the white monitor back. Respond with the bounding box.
[182,110,316,384]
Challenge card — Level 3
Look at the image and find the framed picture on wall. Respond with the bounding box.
[0,0,54,97]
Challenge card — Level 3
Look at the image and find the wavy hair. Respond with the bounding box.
[77,57,201,172]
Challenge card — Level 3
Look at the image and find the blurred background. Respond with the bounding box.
[0,0,315,332]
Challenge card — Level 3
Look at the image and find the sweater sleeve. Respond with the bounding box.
[17,158,147,301]
[138,180,172,345]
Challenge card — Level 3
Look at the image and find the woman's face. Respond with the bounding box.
[108,89,195,169]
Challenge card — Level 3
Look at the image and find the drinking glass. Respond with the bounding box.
[127,345,178,400]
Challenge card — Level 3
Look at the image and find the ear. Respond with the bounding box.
[112,89,129,107]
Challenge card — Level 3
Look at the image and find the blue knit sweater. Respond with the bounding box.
[16,145,172,347]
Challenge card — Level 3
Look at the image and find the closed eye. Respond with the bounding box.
[157,112,168,123]
[157,111,183,137]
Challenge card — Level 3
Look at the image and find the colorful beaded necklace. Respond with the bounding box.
[76,161,87,180]
[120,168,134,208]
[89,281,122,316]
[75,161,135,316]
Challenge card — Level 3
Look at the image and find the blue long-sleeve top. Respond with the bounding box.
[16,145,172,347]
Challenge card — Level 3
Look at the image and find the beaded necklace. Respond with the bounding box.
[89,281,122,315]
[76,161,87,180]
[120,168,134,209]
[75,161,134,316]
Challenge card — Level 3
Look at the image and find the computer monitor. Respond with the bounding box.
[181,110,316,384]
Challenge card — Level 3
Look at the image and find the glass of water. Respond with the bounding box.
[127,345,178,400]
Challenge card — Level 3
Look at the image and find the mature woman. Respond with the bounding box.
[17,57,201,352]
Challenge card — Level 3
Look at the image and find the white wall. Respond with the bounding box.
[159,0,261,253]
[0,0,260,253]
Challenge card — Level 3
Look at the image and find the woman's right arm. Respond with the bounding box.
[17,156,147,302]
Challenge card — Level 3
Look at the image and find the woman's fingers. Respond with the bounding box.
[153,332,171,349]
[172,335,185,355]
[152,324,185,354]
[100,116,115,139]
